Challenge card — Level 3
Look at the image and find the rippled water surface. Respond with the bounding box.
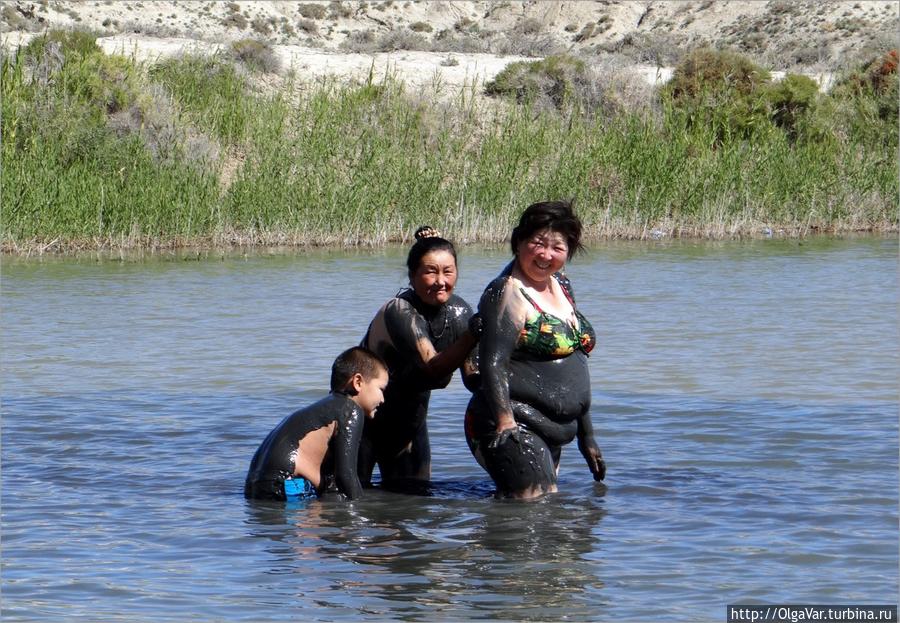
[2,237,897,621]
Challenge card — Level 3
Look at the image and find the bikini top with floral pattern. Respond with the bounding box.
[516,274,595,359]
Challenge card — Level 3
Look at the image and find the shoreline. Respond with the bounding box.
[4,226,897,258]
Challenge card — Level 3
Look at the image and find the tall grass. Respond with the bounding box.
[1,36,896,253]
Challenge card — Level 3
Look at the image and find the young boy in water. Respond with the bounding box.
[244,347,389,501]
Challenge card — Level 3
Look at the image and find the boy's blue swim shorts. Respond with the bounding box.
[283,477,317,500]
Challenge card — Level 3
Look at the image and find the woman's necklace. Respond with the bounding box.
[430,306,448,340]
[403,287,449,340]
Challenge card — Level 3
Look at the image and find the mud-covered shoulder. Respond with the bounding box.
[381,295,429,355]
[445,293,473,335]
[478,270,529,330]
[478,272,512,309]
[446,293,473,319]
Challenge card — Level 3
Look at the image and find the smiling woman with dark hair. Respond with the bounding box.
[358,226,479,491]
[465,200,605,499]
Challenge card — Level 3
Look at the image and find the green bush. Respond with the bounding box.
[1,50,219,243]
[661,48,773,141]
[827,49,898,149]
[764,73,820,140]
[664,47,771,101]
[485,54,588,109]
[830,49,898,118]
[21,29,102,63]
[148,54,255,142]
[18,29,140,118]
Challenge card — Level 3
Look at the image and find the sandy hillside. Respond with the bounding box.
[2,1,898,94]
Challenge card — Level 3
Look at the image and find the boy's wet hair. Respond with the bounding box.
[330,346,387,392]
[510,200,584,260]
[406,225,457,280]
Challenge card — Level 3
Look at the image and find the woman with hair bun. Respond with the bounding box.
[465,200,606,499]
[358,226,479,490]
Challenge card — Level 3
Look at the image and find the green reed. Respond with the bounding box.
[1,43,896,252]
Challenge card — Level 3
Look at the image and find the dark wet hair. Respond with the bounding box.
[510,200,584,260]
[330,346,387,392]
[406,225,458,280]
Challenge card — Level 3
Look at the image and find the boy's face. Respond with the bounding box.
[352,368,389,418]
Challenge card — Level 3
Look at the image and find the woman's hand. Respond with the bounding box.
[577,436,606,481]
[488,416,520,449]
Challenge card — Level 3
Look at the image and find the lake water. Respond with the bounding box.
[2,236,897,621]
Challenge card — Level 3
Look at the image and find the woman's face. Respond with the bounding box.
[516,228,569,285]
[411,249,458,306]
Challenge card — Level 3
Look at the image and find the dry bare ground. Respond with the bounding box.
[2,1,898,97]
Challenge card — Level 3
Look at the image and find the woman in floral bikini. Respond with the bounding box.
[464,200,606,499]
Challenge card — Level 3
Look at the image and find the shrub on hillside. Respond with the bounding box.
[20,29,139,115]
[492,32,562,57]
[431,30,490,54]
[663,47,771,102]
[339,29,429,53]
[660,48,774,141]
[596,32,686,67]
[409,21,432,33]
[21,28,101,63]
[485,54,654,118]
[514,17,543,35]
[485,54,588,109]
[220,11,248,30]
[763,73,820,140]
[148,54,253,142]
[297,3,327,20]
[830,49,898,119]
[827,48,898,147]
[229,38,281,73]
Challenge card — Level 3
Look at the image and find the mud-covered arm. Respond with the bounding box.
[333,404,366,499]
[457,301,481,392]
[564,275,604,479]
[385,300,477,389]
[512,401,578,446]
[428,330,478,385]
[478,279,525,437]
[575,408,606,481]
[461,344,480,392]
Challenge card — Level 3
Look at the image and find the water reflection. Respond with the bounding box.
[5,237,896,622]
[463,494,608,617]
[244,485,607,620]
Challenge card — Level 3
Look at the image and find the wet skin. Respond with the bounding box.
[359,251,476,488]
[244,393,370,501]
[465,260,605,498]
